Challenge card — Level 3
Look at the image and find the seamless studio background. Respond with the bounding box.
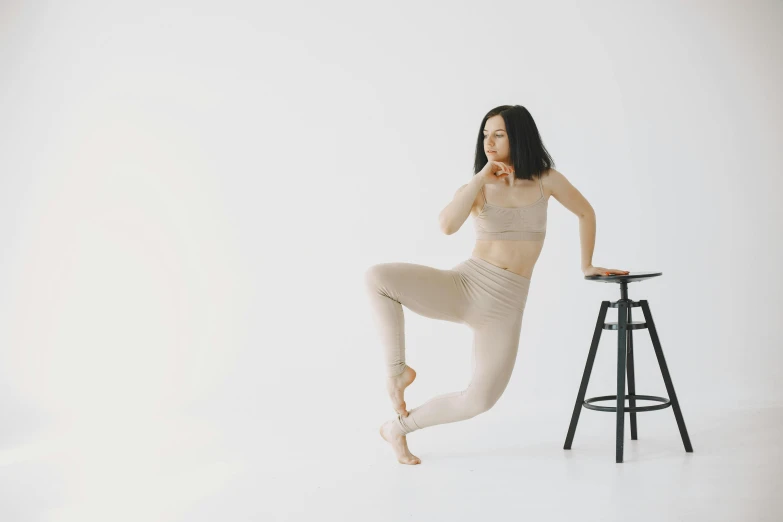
[0,1,781,521]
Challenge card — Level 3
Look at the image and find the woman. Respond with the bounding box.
[364,105,629,465]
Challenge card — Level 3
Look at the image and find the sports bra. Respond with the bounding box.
[473,175,548,241]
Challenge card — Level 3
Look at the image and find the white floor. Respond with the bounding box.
[1,401,780,521]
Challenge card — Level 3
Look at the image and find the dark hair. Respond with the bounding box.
[473,105,555,182]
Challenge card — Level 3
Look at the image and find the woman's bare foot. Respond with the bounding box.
[379,419,421,465]
[386,365,416,417]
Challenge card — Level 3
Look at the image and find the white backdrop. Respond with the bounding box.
[0,1,781,520]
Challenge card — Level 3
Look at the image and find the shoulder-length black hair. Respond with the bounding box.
[473,105,555,182]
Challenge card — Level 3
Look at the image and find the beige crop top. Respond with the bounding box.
[473,175,548,241]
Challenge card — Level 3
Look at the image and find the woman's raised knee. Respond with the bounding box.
[365,263,400,288]
[364,263,386,288]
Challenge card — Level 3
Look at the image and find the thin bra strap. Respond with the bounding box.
[538,175,544,197]
[481,184,487,205]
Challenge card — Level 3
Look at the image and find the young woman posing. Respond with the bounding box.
[364,105,629,465]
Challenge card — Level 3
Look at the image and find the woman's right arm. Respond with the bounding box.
[438,175,486,235]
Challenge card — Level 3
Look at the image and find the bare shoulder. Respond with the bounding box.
[540,168,565,197]
[541,169,571,199]
[542,167,595,217]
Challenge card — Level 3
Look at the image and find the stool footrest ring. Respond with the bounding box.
[583,394,671,412]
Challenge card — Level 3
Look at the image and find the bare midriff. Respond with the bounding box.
[471,239,544,279]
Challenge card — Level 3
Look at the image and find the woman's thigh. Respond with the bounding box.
[364,262,470,324]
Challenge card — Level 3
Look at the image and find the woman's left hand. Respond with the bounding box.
[583,265,630,277]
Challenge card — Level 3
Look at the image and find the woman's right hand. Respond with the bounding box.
[478,161,515,186]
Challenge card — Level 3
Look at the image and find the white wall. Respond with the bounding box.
[0,0,780,519]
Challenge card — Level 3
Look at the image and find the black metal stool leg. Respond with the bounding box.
[639,300,693,453]
[626,304,638,440]
[616,301,628,463]
[564,301,609,450]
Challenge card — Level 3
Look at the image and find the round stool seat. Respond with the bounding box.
[584,271,662,283]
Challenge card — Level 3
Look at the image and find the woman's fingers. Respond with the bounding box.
[603,268,630,275]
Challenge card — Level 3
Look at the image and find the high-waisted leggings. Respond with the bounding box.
[363,255,532,436]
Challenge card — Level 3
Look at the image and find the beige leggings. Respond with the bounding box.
[364,256,531,435]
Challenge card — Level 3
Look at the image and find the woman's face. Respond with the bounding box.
[483,115,510,164]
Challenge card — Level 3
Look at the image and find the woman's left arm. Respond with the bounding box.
[578,212,596,273]
[546,169,629,277]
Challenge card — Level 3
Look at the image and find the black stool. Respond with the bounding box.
[563,271,693,463]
